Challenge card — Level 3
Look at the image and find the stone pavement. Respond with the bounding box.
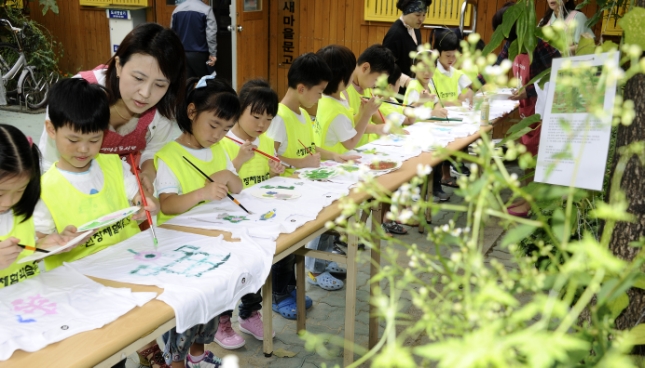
[0,109,519,368]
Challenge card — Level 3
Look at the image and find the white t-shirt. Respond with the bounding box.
[266,111,308,156]
[33,159,140,235]
[0,266,155,360]
[321,96,357,147]
[0,210,14,237]
[155,143,237,195]
[67,228,273,333]
[436,62,473,95]
[38,69,180,172]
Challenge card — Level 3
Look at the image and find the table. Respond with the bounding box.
[2,109,517,368]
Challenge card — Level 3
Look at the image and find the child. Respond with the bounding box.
[0,124,73,288]
[344,44,396,146]
[316,44,380,154]
[266,53,359,176]
[155,76,241,367]
[35,78,159,271]
[214,79,282,349]
[432,30,474,106]
[377,65,415,127]
[222,79,284,187]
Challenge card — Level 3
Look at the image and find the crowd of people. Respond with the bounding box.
[0,0,594,366]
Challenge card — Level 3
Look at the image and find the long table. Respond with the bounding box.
[2,109,517,368]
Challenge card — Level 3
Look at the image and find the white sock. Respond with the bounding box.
[189,352,205,362]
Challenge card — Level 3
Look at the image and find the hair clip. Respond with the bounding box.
[195,75,215,89]
[26,136,33,147]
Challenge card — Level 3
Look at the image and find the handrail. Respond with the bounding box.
[459,0,477,34]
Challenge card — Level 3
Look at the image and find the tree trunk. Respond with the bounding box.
[608,15,645,350]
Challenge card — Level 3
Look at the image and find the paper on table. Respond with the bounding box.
[18,230,93,264]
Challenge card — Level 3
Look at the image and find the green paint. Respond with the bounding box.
[302,168,337,180]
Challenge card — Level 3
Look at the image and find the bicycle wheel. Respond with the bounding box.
[21,69,49,109]
[0,43,21,101]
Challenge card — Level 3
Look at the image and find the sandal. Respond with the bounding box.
[138,344,170,368]
[326,261,347,274]
[289,289,313,309]
[306,271,344,291]
[382,221,408,235]
[272,296,299,320]
[440,176,459,188]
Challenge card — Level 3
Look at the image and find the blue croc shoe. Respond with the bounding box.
[272,296,298,320]
[289,289,313,309]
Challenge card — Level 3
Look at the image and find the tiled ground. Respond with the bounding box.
[1,109,521,368]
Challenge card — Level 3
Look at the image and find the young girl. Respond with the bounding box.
[155,76,241,368]
[403,51,448,115]
[213,79,282,349]
[0,124,74,288]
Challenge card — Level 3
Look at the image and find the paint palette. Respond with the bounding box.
[18,230,94,263]
[298,167,339,181]
[367,160,402,172]
[249,188,302,200]
[77,206,141,232]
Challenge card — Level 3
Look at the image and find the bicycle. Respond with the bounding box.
[0,18,56,110]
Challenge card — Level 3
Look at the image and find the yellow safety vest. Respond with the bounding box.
[345,85,377,147]
[0,213,39,288]
[154,141,229,225]
[277,103,316,176]
[432,67,468,103]
[317,96,353,154]
[403,79,436,109]
[221,134,274,188]
[378,97,404,119]
[41,154,140,270]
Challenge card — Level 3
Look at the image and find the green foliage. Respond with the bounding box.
[619,7,645,51]
[39,0,59,15]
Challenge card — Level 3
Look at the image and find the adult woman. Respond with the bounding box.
[539,0,594,54]
[382,0,432,93]
[38,23,186,194]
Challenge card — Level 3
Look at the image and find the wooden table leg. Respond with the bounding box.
[343,216,359,367]
[419,171,434,233]
[295,253,306,332]
[262,271,273,357]
[368,205,382,349]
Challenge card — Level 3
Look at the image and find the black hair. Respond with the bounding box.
[287,53,333,89]
[388,64,402,86]
[357,44,396,75]
[48,78,110,134]
[0,124,41,221]
[177,77,241,134]
[539,0,577,27]
[432,28,486,53]
[238,79,279,118]
[396,0,432,11]
[316,45,357,95]
[492,2,518,41]
[105,23,186,120]
[434,29,460,53]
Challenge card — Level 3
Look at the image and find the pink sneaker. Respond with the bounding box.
[214,315,245,349]
[239,311,275,341]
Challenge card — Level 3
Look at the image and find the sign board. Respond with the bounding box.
[107,9,130,19]
[534,52,619,191]
[278,0,298,68]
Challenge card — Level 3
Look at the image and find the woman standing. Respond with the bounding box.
[539,0,594,54]
[38,23,186,193]
[382,0,432,93]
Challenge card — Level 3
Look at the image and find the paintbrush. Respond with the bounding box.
[430,79,445,108]
[17,244,49,254]
[428,117,464,122]
[182,156,252,214]
[129,153,158,248]
[297,139,314,156]
[224,136,295,169]
[362,96,414,108]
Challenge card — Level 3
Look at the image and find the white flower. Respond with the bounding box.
[499,59,513,73]
[399,209,414,223]
[417,164,432,176]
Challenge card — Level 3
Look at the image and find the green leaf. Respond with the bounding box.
[619,7,645,50]
[633,273,645,289]
[505,114,542,136]
[525,1,537,58]
[629,324,645,345]
[502,224,539,247]
[589,202,636,222]
[552,208,566,243]
[576,35,596,55]
[508,39,519,62]
[482,27,507,56]
[606,292,629,319]
[501,2,525,38]
[517,9,527,57]
[39,0,59,15]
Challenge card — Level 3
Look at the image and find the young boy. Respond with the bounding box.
[35,78,159,271]
[266,52,359,176]
[316,45,380,154]
[432,30,474,106]
[344,44,396,147]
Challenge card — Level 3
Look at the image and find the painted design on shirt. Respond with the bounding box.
[259,209,277,221]
[300,168,337,180]
[260,185,295,190]
[12,294,58,316]
[339,164,359,172]
[16,315,37,323]
[128,249,163,262]
[262,191,296,200]
[216,213,249,223]
[129,245,230,278]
